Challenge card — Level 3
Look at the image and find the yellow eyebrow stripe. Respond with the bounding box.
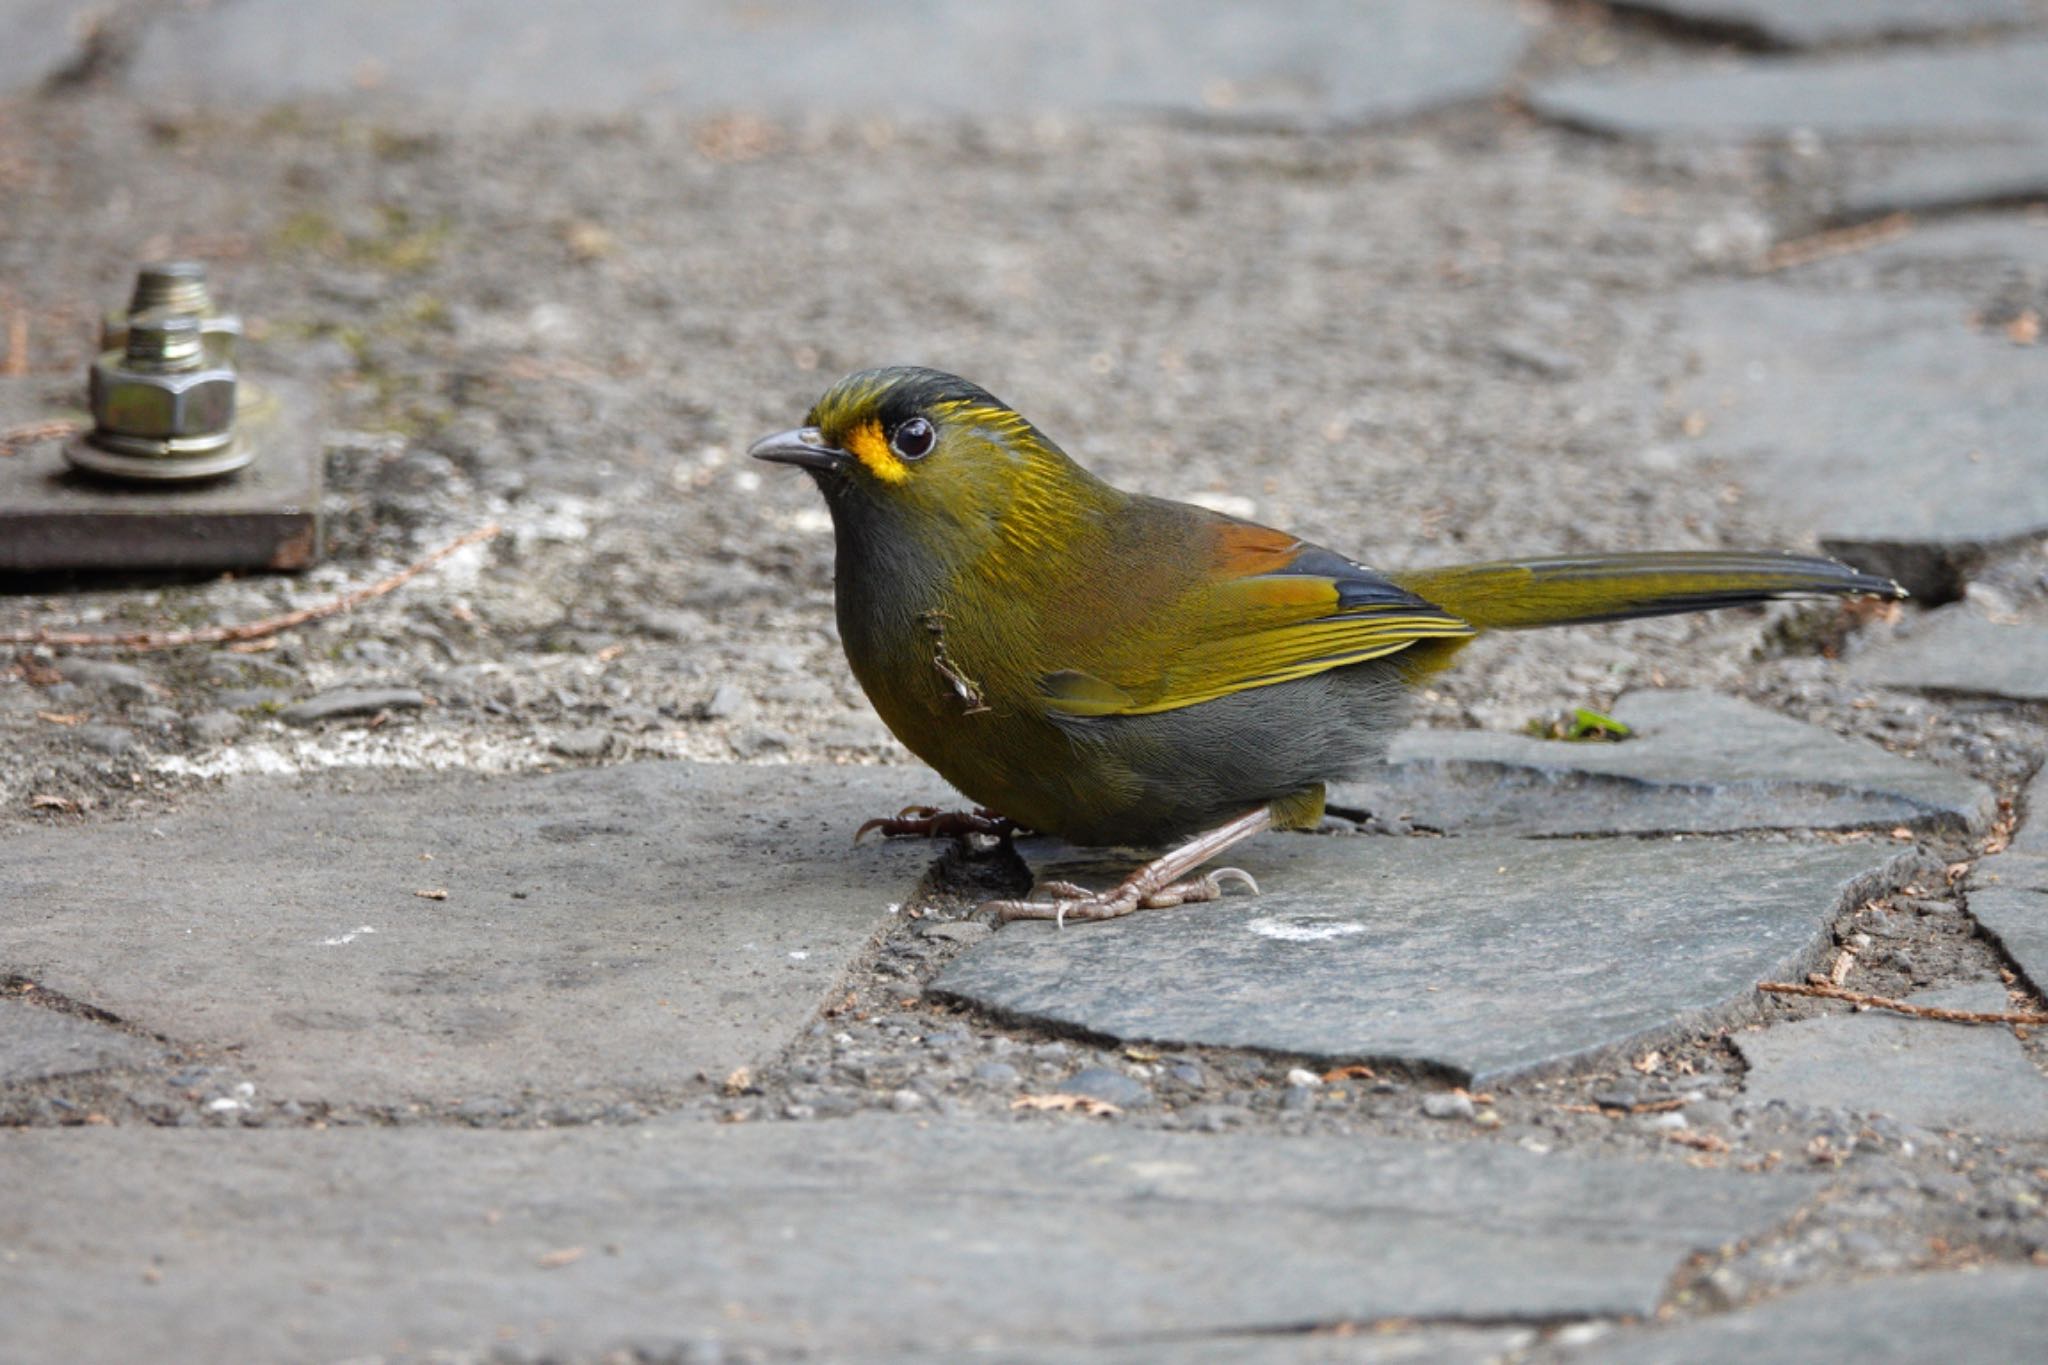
[845,419,908,484]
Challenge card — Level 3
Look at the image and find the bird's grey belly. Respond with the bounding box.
[1049,661,1413,845]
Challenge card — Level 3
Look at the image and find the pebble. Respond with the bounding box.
[971,1062,1021,1089]
[1639,1112,1689,1132]
[1284,1068,1321,1089]
[214,687,292,710]
[548,727,614,759]
[280,688,426,726]
[888,1089,925,1113]
[698,683,751,721]
[1590,1087,1639,1111]
[1422,1091,1476,1121]
[1280,1085,1316,1112]
[1063,1066,1152,1110]
[53,657,154,700]
[1168,1062,1206,1090]
[632,607,708,641]
[917,921,992,946]
[75,725,137,756]
[727,727,791,759]
[185,710,245,744]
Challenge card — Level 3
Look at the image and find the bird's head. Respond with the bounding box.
[750,367,1092,541]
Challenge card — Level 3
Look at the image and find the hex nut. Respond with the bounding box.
[89,352,238,442]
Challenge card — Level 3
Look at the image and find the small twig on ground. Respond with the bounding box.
[1759,980,2048,1026]
[0,522,501,653]
[1756,212,1913,274]
[0,418,81,456]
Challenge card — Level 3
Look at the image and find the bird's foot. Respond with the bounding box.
[854,805,1020,844]
[987,866,1260,926]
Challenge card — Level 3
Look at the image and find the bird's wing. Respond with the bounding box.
[1039,519,1474,718]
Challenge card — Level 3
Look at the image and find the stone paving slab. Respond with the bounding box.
[1733,983,2048,1135]
[1665,283,2048,598]
[1839,142,2048,221]
[1970,769,2048,993]
[1563,1267,2048,1365]
[1852,610,2048,702]
[115,0,1530,126]
[1332,690,1992,838]
[0,1117,1818,1361]
[933,836,1911,1084]
[1612,0,2036,49]
[885,1326,1534,1364]
[0,762,928,1107]
[1970,880,2048,997]
[0,997,161,1085]
[1530,41,2048,141]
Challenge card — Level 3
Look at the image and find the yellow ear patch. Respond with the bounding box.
[844,419,908,484]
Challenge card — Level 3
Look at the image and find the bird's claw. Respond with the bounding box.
[854,805,1018,844]
[984,865,1261,927]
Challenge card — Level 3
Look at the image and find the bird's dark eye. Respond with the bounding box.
[891,416,935,460]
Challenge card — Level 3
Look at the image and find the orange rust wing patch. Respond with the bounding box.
[1211,520,1306,575]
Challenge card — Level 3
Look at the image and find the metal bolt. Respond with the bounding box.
[70,309,248,481]
[99,259,244,362]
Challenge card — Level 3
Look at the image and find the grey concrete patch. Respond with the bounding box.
[0,997,160,1085]
[1565,1268,2048,1365]
[1664,283,2048,598]
[1733,983,2048,1135]
[0,1117,1817,1360]
[124,0,1530,126]
[1611,0,2036,49]
[1853,610,2048,702]
[1333,689,1993,837]
[1530,42,2048,140]
[933,836,1910,1084]
[0,762,929,1106]
[1839,142,2048,221]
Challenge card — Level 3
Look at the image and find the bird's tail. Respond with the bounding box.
[1390,551,1903,631]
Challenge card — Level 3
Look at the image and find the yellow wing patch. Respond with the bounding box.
[843,419,908,484]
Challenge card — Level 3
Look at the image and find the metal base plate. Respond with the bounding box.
[0,379,322,572]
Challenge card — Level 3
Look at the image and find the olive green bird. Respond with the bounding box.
[751,367,1902,924]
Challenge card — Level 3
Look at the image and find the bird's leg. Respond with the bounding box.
[985,806,1273,925]
[854,804,1022,843]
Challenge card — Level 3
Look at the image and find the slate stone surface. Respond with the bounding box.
[1610,0,2035,49]
[1664,283,2048,598]
[1332,689,1993,837]
[1733,984,2048,1135]
[1840,142,2048,221]
[933,836,1909,1084]
[0,762,928,1106]
[122,0,1529,126]
[0,997,160,1085]
[1530,42,2048,140]
[1852,610,2048,702]
[1565,1268,2048,1365]
[0,1118,1816,1360]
